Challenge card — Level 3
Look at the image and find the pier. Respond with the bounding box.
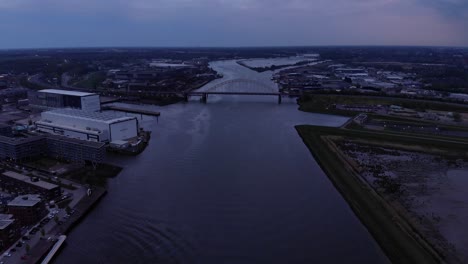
[40,235,67,264]
[102,105,161,117]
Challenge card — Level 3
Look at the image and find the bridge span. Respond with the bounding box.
[157,79,301,104]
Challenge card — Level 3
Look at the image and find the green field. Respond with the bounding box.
[295,124,468,263]
[298,94,468,116]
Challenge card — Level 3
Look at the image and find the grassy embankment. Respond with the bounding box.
[295,125,468,264]
[297,94,468,117]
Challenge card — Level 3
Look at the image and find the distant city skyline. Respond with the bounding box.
[0,0,467,49]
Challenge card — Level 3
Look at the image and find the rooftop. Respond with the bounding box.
[43,108,136,124]
[0,214,14,221]
[2,171,58,190]
[0,135,45,146]
[0,214,14,230]
[38,89,96,97]
[8,194,42,207]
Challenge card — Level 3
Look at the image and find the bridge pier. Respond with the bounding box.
[278,95,282,104]
[201,93,208,103]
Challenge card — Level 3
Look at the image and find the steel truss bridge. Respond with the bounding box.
[148,79,302,104]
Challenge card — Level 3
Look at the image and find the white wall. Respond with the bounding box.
[40,111,137,143]
[81,95,101,112]
[41,112,108,132]
[109,119,138,142]
[36,121,109,142]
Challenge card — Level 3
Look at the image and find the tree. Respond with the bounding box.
[65,206,72,215]
[453,112,462,122]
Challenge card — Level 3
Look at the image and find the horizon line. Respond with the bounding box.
[1,44,468,52]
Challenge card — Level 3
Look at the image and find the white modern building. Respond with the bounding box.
[29,89,101,111]
[36,109,139,143]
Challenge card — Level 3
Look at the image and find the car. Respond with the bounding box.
[21,255,27,260]
[16,243,22,247]
[3,253,11,257]
[22,236,30,240]
[10,248,16,252]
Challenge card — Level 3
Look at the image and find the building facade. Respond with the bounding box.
[0,214,20,251]
[37,109,139,143]
[28,89,101,112]
[0,135,105,164]
[7,195,47,226]
[0,136,46,161]
[0,171,61,201]
[46,135,106,164]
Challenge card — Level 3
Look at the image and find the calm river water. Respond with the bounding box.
[54,60,387,263]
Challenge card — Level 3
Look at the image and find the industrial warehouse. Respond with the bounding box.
[28,89,101,112]
[36,108,139,143]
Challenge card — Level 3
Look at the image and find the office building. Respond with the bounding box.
[7,194,47,226]
[0,135,105,164]
[0,135,46,161]
[0,171,61,201]
[0,214,20,250]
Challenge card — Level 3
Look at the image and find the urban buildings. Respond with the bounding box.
[0,214,20,251]
[28,89,101,112]
[0,135,105,164]
[0,135,46,161]
[37,108,139,143]
[0,124,12,137]
[7,194,47,226]
[0,171,61,201]
[46,135,106,164]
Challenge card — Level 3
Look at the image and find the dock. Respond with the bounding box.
[41,235,66,264]
[102,105,161,117]
[100,97,121,105]
[24,187,108,264]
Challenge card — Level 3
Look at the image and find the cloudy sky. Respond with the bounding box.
[0,0,467,48]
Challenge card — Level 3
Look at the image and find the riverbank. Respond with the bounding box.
[295,125,444,264]
[24,187,107,264]
[237,58,314,72]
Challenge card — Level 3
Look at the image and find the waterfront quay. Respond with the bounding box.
[0,161,110,264]
[23,187,107,264]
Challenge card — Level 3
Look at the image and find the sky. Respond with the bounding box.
[0,0,467,49]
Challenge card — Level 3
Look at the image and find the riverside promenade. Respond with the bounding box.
[24,187,107,264]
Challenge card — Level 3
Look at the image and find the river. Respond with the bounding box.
[54,60,388,263]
